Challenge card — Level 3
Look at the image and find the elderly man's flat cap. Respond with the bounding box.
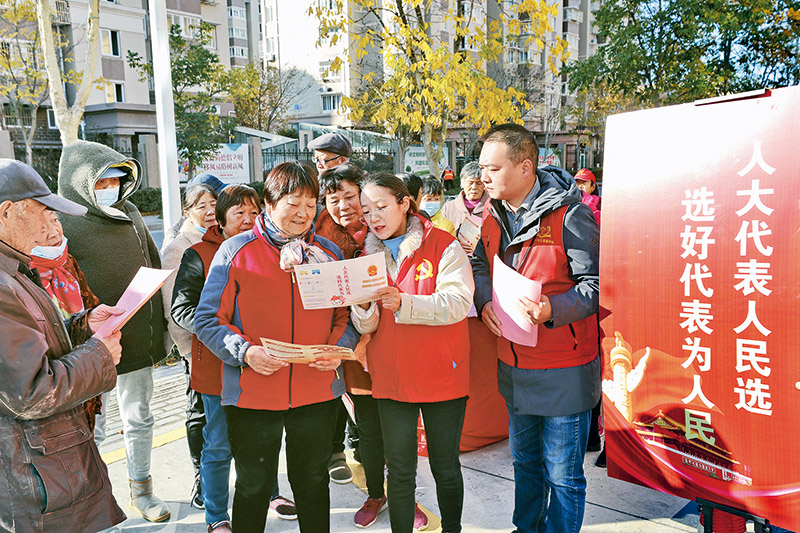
[0,159,87,216]
[307,133,352,158]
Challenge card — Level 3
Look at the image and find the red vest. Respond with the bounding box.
[367,218,470,402]
[482,204,599,369]
[227,229,346,410]
[189,227,226,396]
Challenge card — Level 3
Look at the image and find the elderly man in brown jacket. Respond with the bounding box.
[0,159,126,533]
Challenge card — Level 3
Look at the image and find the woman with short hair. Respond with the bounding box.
[195,162,357,533]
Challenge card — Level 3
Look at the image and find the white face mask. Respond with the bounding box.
[95,186,120,207]
[31,237,68,260]
[420,200,442,216]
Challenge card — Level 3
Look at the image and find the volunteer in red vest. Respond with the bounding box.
[471,124,600,533]
[351,173,474,533]
[171,185,296,532]
[195,162,358,533]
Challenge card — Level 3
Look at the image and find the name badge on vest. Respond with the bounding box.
[535,224,555,245]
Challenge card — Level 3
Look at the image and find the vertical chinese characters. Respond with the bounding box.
[732,141,775,417]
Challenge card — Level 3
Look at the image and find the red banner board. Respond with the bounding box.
[600,86,800,530]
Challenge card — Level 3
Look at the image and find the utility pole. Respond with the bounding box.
[148,0,181,233]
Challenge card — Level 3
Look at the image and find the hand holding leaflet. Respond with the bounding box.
[491,255,542,347]
[260,338,357,365]
[457,215,482,254]
[95,267,174,338]
[294,253,388,309]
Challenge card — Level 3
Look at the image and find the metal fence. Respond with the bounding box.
[261,147,395,177]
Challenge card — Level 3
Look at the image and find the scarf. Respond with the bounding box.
[30,242,85,317]
[258,213,334,272]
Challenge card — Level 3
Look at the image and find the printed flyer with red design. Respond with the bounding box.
[600,86,800,530]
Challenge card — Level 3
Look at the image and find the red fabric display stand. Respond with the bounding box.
[418,317,509,456]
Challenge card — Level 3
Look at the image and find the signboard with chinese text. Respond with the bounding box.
[180,144,250,184]
[600,86,800,530]
[404,145,450,176]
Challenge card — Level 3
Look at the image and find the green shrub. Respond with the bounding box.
[129,187,168,215]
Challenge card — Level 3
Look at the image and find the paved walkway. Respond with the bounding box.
[99,365,709,532]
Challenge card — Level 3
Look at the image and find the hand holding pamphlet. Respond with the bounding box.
[95,267,174,337]
[457,215,482,253]
[260,338,356,365]
[491,255,542,347]
[294,253,388,309]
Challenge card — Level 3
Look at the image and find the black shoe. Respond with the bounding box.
[190,475,204,509]
[595,448,607,468]
[353,446,361,464]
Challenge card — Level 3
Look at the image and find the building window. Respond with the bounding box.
[228,7,246,19]
[105,83,124,103]
[101,29,120,57]
[167,13,216,48]
[2,105,33,128]
[319,60,341,82]
[47,108,58,129]
[228,27,247,39]
[264,4,273,22]
[321,94,341,112]
[229,46,248,58]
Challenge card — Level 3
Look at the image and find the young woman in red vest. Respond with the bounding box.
[351,173,474,533]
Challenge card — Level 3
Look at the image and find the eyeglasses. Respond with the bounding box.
[359,200,401,225]
[314,154,341,166]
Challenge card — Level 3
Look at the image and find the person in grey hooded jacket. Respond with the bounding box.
[57,140,171,523]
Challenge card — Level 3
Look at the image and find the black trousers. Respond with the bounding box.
[351,394,385,499]
[378,397,467,533]
[183,357,205,477]
[225,400,338,533]
[330,401,359,455]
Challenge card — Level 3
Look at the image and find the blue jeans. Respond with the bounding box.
[508,406,591,533]
[201,394,233,525]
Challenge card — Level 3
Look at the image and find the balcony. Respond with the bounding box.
[52,0,71,26]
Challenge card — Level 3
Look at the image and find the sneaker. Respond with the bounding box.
[328,452,353,484]
[414,503,429,531]
[354,495,388,528]
[207,520,232,533]
[269,495,298,520]
[190,475,204,509]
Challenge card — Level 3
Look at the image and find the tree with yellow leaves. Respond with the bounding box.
[310,0,566,177]
[0,0,50,165]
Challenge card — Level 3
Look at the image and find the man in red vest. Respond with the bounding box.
[471,124,600,533]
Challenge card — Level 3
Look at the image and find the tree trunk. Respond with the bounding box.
[36,0,102,145]
[422,124,441,178]
[24,113,37,166]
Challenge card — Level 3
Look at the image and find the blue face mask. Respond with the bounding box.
[193,223,208,235]
[420,200,442,216]
[95,186,120,207]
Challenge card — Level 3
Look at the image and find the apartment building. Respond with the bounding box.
[261,0,600,169]
[259,0,383,129]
